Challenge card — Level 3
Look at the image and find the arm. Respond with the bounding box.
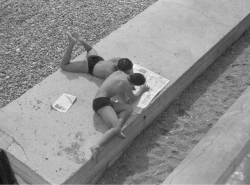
[117,92,130,104]
[125,84,150,102]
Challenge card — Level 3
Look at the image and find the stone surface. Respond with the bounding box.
[1,0,250,184]
[162,87,250,184]
[226,149,250,184]
[215,139,250,184]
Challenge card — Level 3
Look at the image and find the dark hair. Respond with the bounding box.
[129,73,146,86]
[117,58,133,72]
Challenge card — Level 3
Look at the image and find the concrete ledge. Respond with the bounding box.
[216,139,250,184]
[1,0,250,184]
[162,86,250,184]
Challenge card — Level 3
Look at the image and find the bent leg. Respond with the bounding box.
[111,102,132,139]
[90,106,123,163]
[60,33,77,70]
[60,33,89,73]
[71,32,98,57]
[112,102,133,127]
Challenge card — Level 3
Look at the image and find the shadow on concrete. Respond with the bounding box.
[60,69,104,88]
[61,69,110,134]
[93,113,110,134]
[97,28,250,184]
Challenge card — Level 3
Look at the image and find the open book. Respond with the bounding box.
[52,93,77,113]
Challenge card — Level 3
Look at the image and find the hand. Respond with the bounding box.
[141,84,150,92]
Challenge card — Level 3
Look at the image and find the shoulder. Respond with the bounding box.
[111,71,128,81]
[105,70,122,79]
[111,70,124,75]
[121,76,133,90]
[107,57,122,63]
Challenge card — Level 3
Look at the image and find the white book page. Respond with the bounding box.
[52,93,77,113]
[132,64,170,114]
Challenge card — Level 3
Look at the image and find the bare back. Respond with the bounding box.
[93,57,122,78]
[95,71,132,98]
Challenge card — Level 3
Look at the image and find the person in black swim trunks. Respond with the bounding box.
[60,32,133,79]
[90,70,150,163]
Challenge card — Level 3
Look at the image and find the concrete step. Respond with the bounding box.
[1,0,250,184]
[162,86,250,184]
[217,137,250,184]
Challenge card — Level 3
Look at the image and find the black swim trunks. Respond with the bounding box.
[92,97,113,113]
[87,55,105,75]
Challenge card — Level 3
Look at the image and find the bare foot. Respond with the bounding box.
[66,32,77,45]
[71,31,81,41]
[116,131,126,139]
[90,146,101,164]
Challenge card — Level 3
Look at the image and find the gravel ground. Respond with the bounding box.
[0,0,157,108]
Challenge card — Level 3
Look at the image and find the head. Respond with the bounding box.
[117,58,133,74]
[129,73,146,86]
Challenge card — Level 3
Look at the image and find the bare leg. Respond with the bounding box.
[60,33,78,70]
[117,108,132,126]
[91,127,121,163]
[90,106,129,163]
[60,32,89,73]
[113,102,133,139]
[71,31,98,57]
